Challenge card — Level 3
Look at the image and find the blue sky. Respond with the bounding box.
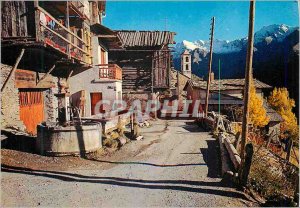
[103,1,299,42]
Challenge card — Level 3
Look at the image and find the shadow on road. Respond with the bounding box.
[1,164,249,201]
[1,131,36,154]
[176,124,207,134]
[200,139,221,178]
[86,159,207,167]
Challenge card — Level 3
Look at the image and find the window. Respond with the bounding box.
[185,64,189,71]
[100,48,106,64]
[186,57,189,62]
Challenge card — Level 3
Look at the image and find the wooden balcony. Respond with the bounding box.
[36,6,92,65]
[69,1,86,19]
[98,64,122,80]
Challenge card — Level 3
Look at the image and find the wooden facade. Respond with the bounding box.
[1,1,108,74]
[1,1,29,37]
[109,31,176,94]
[1,1,93,66]
[1,1,107,135]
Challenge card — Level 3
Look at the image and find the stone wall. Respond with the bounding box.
[1,64,59,132]
[1,64,25,131]
[177,72,189,101]
[123,92,150,111]
[43,77,59,123]
[170,69,189,101]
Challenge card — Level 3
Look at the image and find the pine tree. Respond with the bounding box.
[268,87,299,142]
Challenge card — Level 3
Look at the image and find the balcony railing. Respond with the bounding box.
[36,6,92,65]
[70,1,85,16]
[98,64,122,80]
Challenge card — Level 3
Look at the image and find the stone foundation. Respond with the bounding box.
[1,64,25,131]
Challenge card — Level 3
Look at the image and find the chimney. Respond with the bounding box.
[210,72,214,82]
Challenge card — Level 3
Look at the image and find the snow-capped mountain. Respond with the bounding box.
[174,38,247,57]
[254,24,297,43]
[174,24,298,58]
[173,24,299,110]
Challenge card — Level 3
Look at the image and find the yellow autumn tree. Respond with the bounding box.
[268,87,299,142]
[248,80,269,127]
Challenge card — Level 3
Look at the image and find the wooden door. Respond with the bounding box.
[90,92,103,115]
[19,90,44,135]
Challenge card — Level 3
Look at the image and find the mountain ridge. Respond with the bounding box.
[172,24,299,116]
[174,24,298,58]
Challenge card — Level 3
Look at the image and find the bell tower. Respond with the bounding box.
[181,50,191,78]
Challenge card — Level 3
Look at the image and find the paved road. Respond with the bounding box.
[1,120,251,207]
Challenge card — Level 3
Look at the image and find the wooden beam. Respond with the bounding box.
[40,24,88,55]
[1,48,25,92]
[67,70,74,81]
[66,0,71,59]
[66,69,74,88]
[36,64,56,86]
[224,136,241,170]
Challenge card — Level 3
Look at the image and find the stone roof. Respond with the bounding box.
[185,78,272,91]
[264,102,284,122]
[199,92,244,105]
[115,31,176,47]
[170,69,188,87]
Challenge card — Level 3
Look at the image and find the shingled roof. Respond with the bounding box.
[264,102,284,122]
[185,78,272,91]
[115,30,176,47]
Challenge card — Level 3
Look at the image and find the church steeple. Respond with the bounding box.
[181,50,191,79]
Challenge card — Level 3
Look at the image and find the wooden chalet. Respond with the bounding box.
[1,1,106,74]
[1,1,106,135]
[109,30,176,96]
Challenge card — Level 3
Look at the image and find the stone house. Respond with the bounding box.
[183,74,272,113]
[169,69,190,107]
[183,74,283,134]
[69,24,123,117]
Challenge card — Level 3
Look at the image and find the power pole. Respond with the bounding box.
[204,17,215,117]
[239,0,256,183]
